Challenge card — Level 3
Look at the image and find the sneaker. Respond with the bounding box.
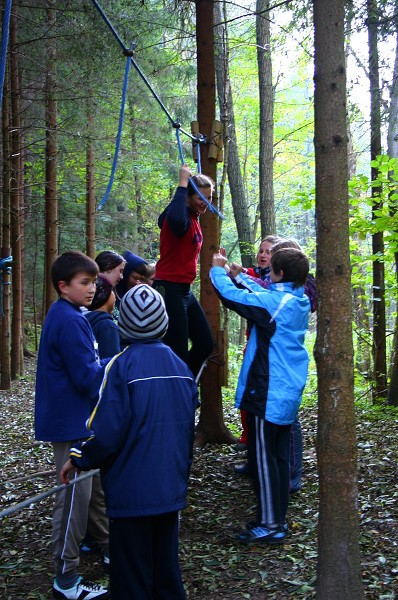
[53,577,110,599]
[234,462,250,475]
[246,520,289,532]
[237,525,287,545]
[102,553,110,575]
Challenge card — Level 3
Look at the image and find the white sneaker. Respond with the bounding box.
[53,577,110,599]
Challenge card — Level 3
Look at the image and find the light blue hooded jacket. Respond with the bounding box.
[210,267,310,425]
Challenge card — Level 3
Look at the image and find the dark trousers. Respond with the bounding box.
[109,512,186,600]
[246,414,291,528]
[153,280,214,378]
[289,417,303,492]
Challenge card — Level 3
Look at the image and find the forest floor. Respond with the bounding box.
[1,356,398,599]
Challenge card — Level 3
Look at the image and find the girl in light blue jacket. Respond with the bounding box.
[210,247,310,545]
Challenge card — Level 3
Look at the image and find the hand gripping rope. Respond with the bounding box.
[175,126,224,219]
[90,0,224,219]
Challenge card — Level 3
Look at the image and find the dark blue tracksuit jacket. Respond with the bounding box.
[70,339,199,518]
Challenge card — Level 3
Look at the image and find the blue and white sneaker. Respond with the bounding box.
[53,577,110,599]
[237,524,287,544]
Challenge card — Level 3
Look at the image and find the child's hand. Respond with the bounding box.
[179,164,192,187]
[219,247,227,258]
[59,459,79,485]
[230,262,243,278]
[212,252,228,268]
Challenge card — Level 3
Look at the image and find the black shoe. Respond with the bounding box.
[79,538,100,556]
[234,462,249,475]
[237,525,287,545]
[234,442,248,452]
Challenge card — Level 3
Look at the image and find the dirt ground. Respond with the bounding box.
[1,357,397,599]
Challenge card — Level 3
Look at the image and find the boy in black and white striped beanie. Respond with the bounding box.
[118,284,169,340]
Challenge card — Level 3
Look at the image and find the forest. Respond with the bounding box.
[0,0,398,598]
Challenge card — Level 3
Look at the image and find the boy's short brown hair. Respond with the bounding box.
[271,248,309,288]
[51,251,98,294]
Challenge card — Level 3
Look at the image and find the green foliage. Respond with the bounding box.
[349,156,398,323]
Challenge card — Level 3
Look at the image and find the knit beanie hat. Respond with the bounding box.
[116,251,148,299]
[89,274,113,311]
[118,284,169,340]
[123,251,147,279]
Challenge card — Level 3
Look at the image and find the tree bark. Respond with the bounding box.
[256,0,275,237]
[9,7,23,378]
[195,0,236,446]
[313,0,364,597]
[128,93,144,254]
[214,0,254,267]
[367,0,387,401]
[86,109,95,258]
[44,0,58,314]
[1,64,11,390]
[386,0,398,406]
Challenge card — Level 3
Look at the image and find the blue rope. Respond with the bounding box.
[175,129,225,220]
[97,45,132,211]
[0,0,12,108]
[196,138,202,174]
[90,0,196,142]
[91,0,224,220]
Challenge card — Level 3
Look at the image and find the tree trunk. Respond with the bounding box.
[214,0,254,267]
[256,0,275,237]
[346,4,372,375]
[195,0,236,446]
[1,65,11,390]
[128,93,144,253]
[313,0,364,597]
[368,0,387,401]
[44,0,58,314]
[86,110,95,258]
[386,0,398,406]
[9,7,23,378]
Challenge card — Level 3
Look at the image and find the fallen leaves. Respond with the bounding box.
[0,357,397,598]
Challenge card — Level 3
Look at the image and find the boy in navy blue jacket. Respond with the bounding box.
[210,247,310,544]
[35,251,110,600]
[60,284,199,600]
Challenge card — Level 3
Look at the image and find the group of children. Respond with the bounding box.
[34,164,313,598]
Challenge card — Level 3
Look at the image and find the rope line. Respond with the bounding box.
[90,0,225,218]
[97,43,133,211]
[0,469,99,520]
[0,0,12,107]
[90,0,196,142]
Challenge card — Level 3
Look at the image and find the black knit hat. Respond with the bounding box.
[118,284,169,340]
[116,251,148,299]
[89,274,113,311]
